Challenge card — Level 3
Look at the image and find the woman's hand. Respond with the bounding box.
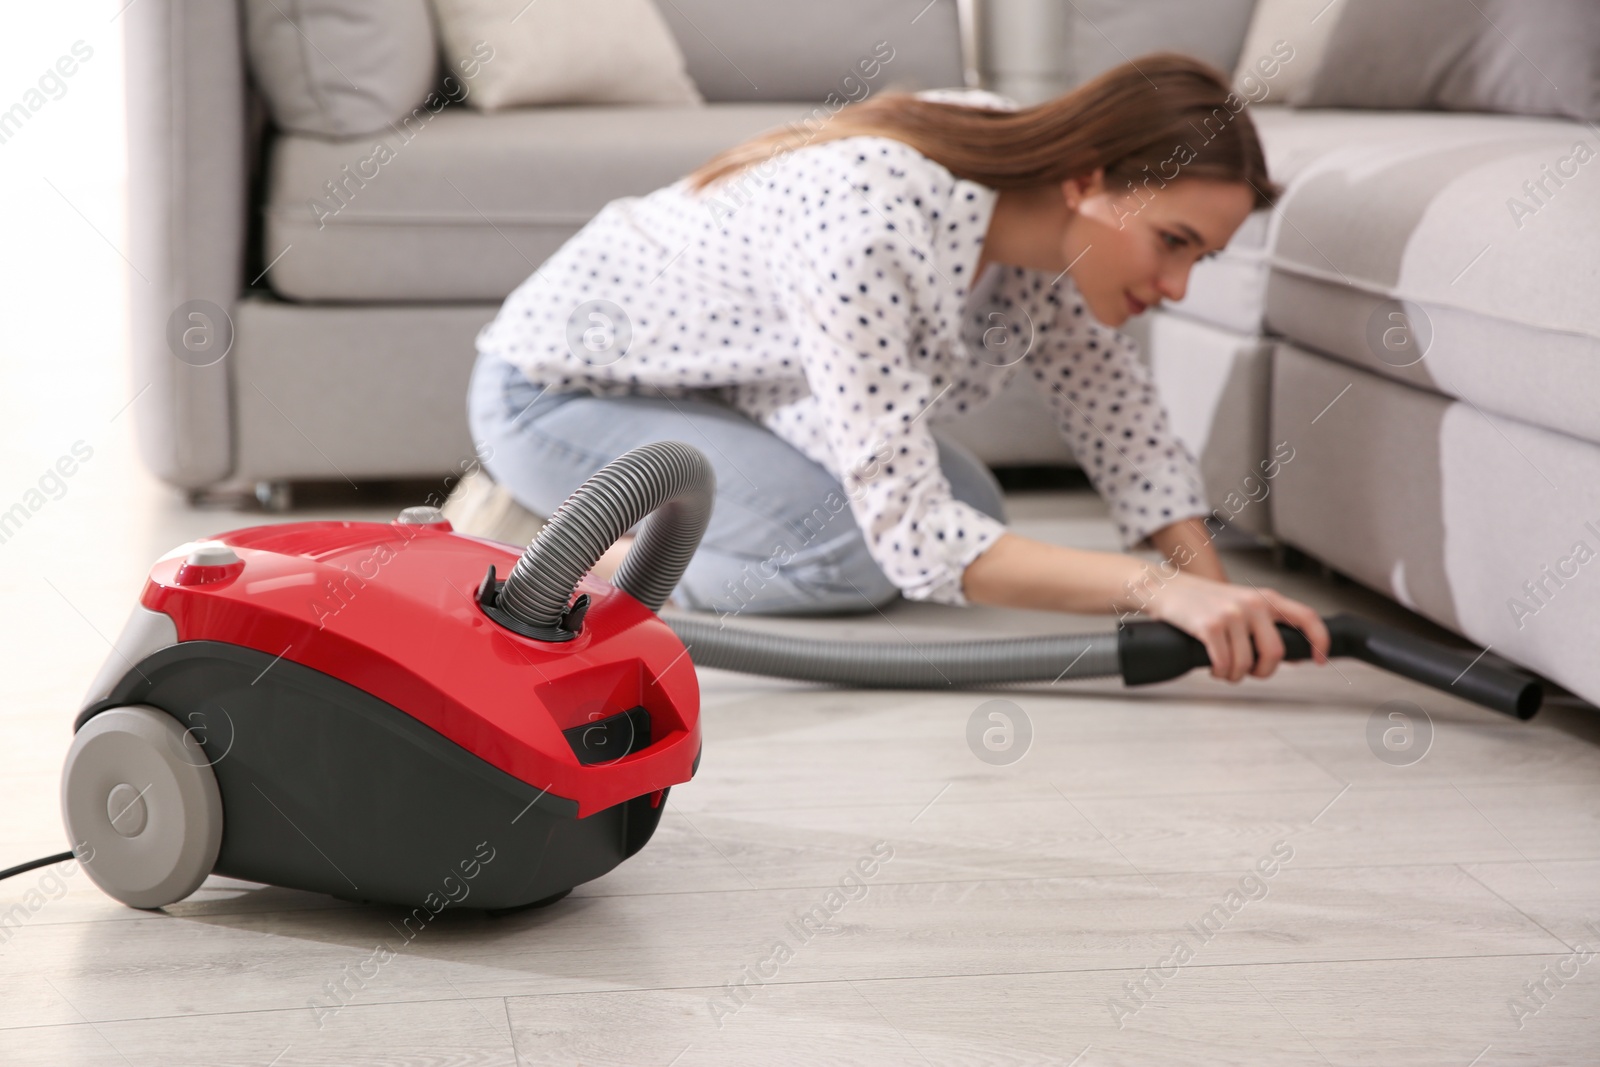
[1143,574,1331,682]
[961,533,1330,680]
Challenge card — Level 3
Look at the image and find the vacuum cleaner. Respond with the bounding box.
[18,441,1541,912]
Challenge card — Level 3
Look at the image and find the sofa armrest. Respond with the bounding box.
[124,0,250,488]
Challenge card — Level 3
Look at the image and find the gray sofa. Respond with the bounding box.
[126,0,981,494]
[1145,105,1600,709]
[125,0,1599,706]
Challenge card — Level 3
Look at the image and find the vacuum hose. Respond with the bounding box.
[498,440,716,625]
[491,442,1541,721]
[663,615,1124,688]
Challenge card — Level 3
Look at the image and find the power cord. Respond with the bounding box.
[0,851,76,883]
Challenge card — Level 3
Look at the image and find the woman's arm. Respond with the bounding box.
[983,273,1334,677]
[1147,516,1228,582]
[960,530,1145,615]
[961,530,1330,681]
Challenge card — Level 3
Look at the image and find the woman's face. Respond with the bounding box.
[1057,172,1257,326]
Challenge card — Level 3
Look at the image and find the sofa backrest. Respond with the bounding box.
[654,0,970,102]
[1060,0,1259,88]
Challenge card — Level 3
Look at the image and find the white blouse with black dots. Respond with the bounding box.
[476,91,1209,606]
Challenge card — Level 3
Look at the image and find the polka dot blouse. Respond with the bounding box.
[476,92,1208,605]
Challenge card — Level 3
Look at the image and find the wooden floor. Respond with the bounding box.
[2,472,1597,1065]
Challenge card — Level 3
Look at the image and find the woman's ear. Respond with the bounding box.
[1060,168,1108,212]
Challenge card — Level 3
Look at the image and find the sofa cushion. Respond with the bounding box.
[1262,110,1600,445]
[233,296,493,479]
[1174,106,1557,333]
[261,102,823,302]
[244,0,439,138]
[1170,107,1600,446]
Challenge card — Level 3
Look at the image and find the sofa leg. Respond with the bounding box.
[184,484,272,510]
[253,480,293,512]
[1270,543,1355,585]
[1273,543,1314,572]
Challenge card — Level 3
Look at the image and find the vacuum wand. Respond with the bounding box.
[1115,612,1541,719]
[664,611,1542,721]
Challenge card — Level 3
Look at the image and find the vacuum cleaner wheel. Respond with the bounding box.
[61,705,224,909]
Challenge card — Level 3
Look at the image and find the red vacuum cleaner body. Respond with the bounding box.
[66,510,702,911]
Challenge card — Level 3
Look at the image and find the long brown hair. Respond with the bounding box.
[684,53,1279,207]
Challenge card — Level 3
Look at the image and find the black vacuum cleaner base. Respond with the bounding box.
[81,641,677,910]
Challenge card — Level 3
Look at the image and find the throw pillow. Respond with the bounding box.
[1064,0,1259,87]
[429,0,703,109]
[1231,0,1345,105]
[245,0,440,138]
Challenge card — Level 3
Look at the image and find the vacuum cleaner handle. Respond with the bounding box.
[1117,618,1305,685]
[1118,612,1541,720]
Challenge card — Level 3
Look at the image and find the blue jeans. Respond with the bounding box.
[465,351,1007,616]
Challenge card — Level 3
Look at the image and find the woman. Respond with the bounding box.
[465,54,1331,683]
